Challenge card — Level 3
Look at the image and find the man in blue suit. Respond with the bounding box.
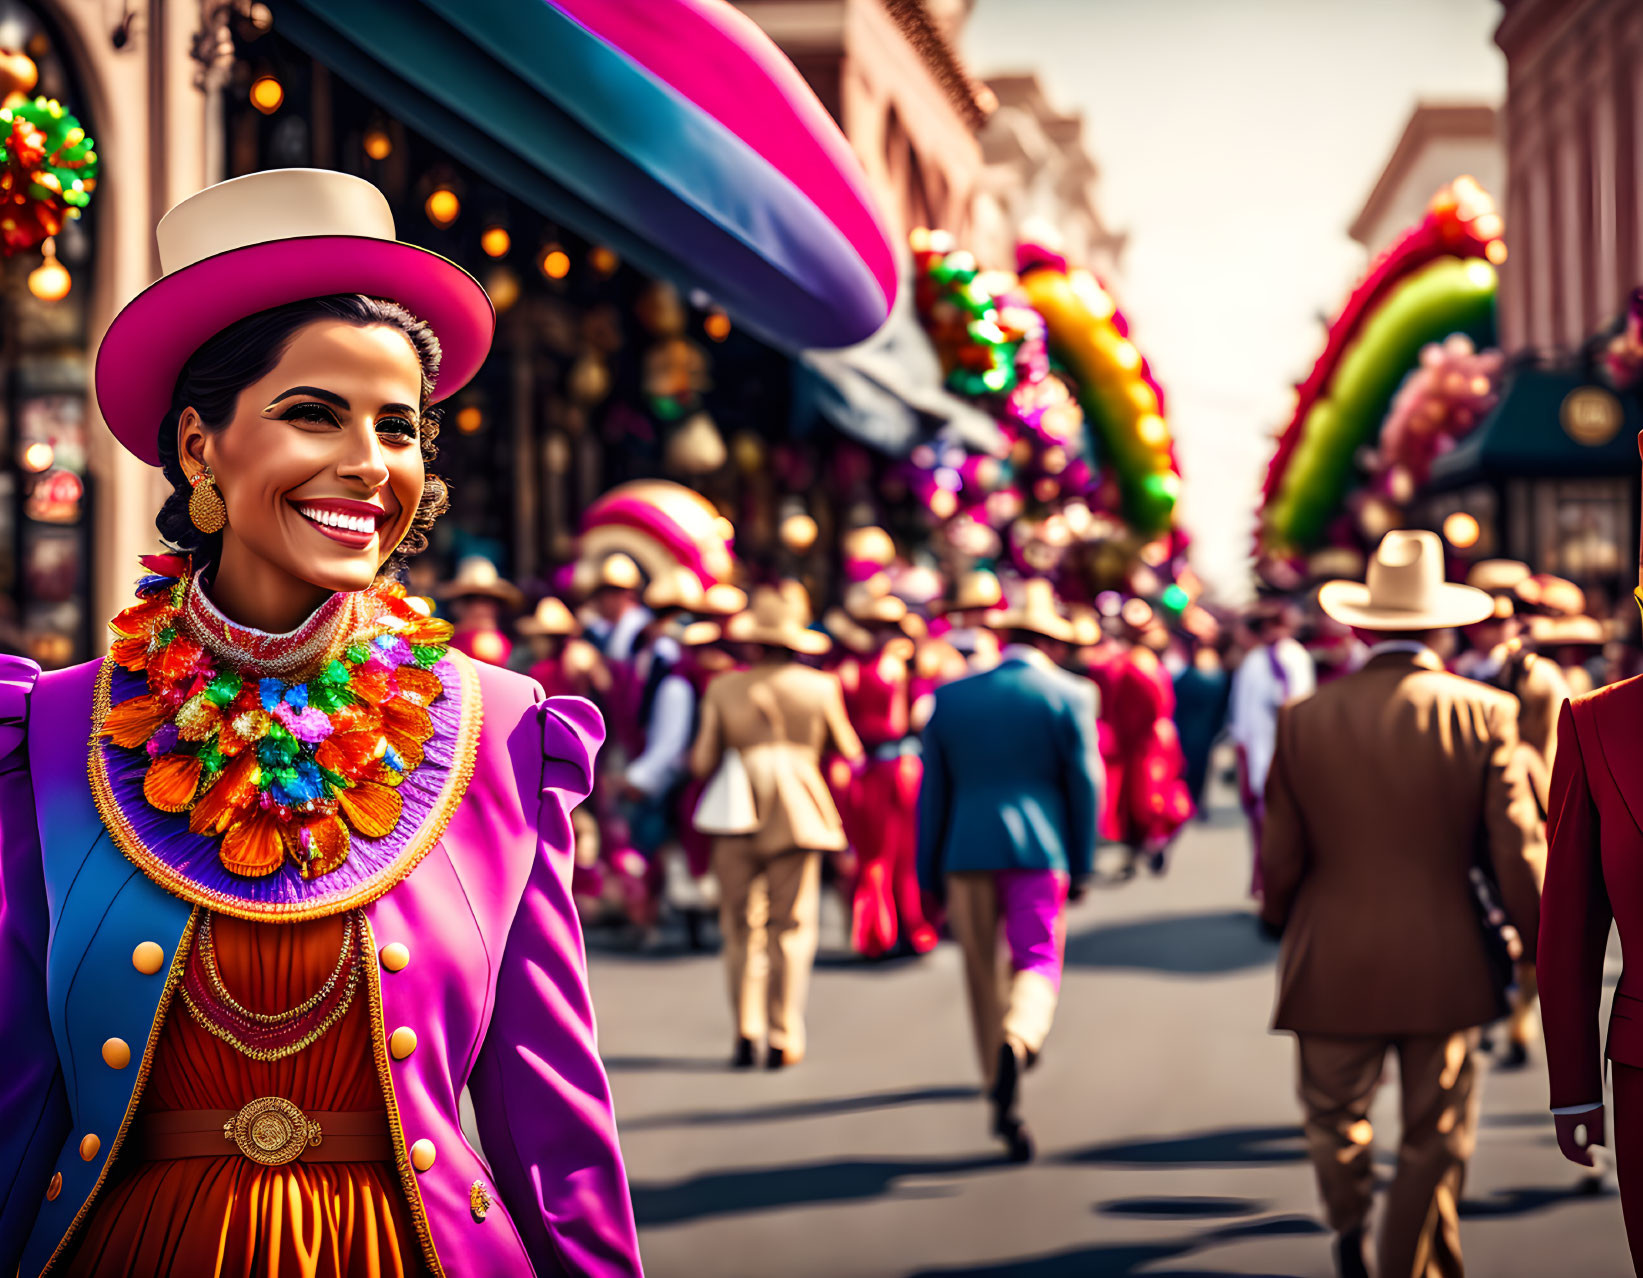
[918,579,1102,1162]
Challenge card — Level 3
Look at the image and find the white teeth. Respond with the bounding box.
[297,505,377,535]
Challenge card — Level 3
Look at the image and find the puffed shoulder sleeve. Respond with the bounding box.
[469,694,645,1278]
[0,657,68,1275]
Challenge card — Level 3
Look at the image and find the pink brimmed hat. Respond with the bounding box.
[95,168,495,467]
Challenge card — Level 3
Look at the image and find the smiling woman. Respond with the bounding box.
[156,299,447,633]
[0,169,645,1278]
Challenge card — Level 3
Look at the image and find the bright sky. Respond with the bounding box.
[963,0,1505,602]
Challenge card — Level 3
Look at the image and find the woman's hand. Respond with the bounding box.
[1554,1106,1606,1166]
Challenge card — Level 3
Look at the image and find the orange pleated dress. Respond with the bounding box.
[61,914,430,1278]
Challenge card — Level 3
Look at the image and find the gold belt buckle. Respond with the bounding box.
[222,1097,323,1166]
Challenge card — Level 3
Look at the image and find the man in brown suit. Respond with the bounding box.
[1260,531,1545,1278]
[691,584,863,1069]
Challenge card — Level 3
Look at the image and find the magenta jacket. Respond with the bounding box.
[0,651,643,1277]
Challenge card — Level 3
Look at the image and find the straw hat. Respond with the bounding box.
[1466,559,1531,596]
[679,619,724,648]
[725,584,831,655]
[699,583,749,617]
[1317,530,1493,631]
[843,583,908,626]
[822,607,874,655]
[435,556,523,607]
[643,566,706,613]
[96,169,493,467]
[988,578,1076,644]
[1528,614,1608,647]
[573,553,643,599]
[932,569,1003,616]
[518,596,576,636]
[1515,573,1586,618]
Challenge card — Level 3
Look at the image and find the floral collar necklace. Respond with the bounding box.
[97,553,458,884]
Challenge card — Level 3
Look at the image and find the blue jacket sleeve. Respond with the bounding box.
[469,695,644,1277]
[916,699,951,895]
[0,658,67,1276]
[1060,684,1101,880]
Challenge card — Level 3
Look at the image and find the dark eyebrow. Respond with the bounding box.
[379,403,418,417]
[268,386,350,410]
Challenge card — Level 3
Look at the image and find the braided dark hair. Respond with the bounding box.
[155,294,451,577]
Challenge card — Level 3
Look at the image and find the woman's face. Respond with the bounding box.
[181,319,426,620]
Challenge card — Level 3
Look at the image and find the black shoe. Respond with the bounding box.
[731,1037,756,1069]
[999,1116,1035,1163]
[1498,1040,1530,1071]
[1334,1228,1369,1278]
[1147,850,1166,876]
[766,1045,787,1070]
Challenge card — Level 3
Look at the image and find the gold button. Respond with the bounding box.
[101,1038,131,1070]
[45,1171,61,1202]
[390,1027,418,1060]
[380,942,410,972]
[78,1134,100,1162]
[410,1139,436,1172]
[131,942,165,975]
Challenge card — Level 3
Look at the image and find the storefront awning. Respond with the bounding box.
[275,0,896,350]
[791,274,1004,457]
[1426,366,1641,491]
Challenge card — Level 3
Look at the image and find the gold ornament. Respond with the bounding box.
[189,468,226,534]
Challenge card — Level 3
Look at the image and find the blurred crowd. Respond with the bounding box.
[418,542,1636,965]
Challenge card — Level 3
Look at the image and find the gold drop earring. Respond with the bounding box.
[188,467,227,534]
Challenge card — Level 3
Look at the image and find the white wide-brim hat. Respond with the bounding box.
[96,168,495,467]
[1318,530,1495,631]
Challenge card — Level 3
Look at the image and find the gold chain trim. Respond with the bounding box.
[86,650,485,921]
[179,915,364,1060]
[197,909,356,1024]
[361,912,445,1278]
[38,909,199,1278]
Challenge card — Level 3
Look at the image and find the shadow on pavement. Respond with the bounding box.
[1461,1178,1616,1218]
[624,1085,977,1131]
[1097,1195,1270,1219]
[905,1213,1322,1276]
[633,1154,1006,1226]
[1063,909,1277,976]
[1061,1124,1306,1168]
[601,1055,730,1074]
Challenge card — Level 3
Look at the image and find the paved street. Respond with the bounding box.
[588,789,1629,1277]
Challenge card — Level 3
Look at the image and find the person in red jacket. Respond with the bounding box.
[1090,624,1193,878]
[836,585,939,957]
[1541,636,1643,1266]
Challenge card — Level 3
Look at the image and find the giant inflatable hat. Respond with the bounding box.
[95,168,494,467]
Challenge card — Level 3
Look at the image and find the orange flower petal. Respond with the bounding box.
[336,779,402,839]
[109,593,174,640]
[382,697,434,744]
[383,729,425,772]
[110,635,150,671]
[189,750,260,836]
[349,666,392,707]
[317,730,384,777]
[219,809,285,878]
[143,753,202,812]
[393,667,444,708]
[102,694,170,749]
[281,813,351,879]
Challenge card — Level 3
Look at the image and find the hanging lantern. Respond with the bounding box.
[249,75,284,115]
[27,235,68,300]
[424,186,460,228]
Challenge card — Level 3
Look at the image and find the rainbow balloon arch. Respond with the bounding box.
[905,230,1193,618]
[1256,179,1508,588]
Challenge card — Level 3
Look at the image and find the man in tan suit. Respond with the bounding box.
[691,584,863,1069]
[1261,531,1544,1278]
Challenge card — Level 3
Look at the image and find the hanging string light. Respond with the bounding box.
[249,75,284,115]
[424,186,460,228]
